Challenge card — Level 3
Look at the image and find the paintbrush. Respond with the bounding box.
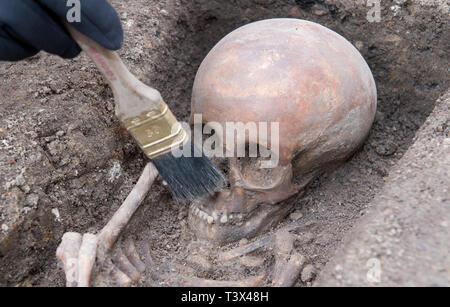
[65,26,225,202]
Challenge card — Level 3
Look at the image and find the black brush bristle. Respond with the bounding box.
[152,141,226,203]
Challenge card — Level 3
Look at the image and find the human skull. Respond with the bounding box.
[188,19,377,244]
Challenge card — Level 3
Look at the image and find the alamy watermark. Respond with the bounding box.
[172,115,281,169]
[65,0,385,25]
[66,0,81,23]
[366,0,382,23]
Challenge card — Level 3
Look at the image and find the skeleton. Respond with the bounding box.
[55,163,267,287]
[56,19,376,286]
[188,18,377,244]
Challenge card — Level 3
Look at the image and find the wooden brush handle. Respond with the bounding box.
[65,25,163,121]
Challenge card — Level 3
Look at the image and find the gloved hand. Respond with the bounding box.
[0,0,123,61]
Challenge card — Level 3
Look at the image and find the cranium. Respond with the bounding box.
[188,19,377,244]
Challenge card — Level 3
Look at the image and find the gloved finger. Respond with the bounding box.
[0,0,81,60]
[0,27,39,61]
[37,0,123,51]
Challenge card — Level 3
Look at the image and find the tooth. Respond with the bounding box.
[194,208,200,216]
[207,216,214,224]
[229,215,233,220]
[212,212,219,221]
[220,215,228,224]
[200,211,207,220]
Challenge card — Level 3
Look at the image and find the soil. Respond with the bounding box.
[316,90,449,286]
[0,0,448,286]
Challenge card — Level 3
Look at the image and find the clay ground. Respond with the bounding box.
[0,0,449,286]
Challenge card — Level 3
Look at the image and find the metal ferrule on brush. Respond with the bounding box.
[123,103,188,159]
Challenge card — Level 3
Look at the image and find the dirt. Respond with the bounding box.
[316,90,449,286]
[0,0,448,286]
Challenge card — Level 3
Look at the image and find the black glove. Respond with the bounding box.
[0,0,123,61]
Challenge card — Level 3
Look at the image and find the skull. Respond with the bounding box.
[188,19,377,244]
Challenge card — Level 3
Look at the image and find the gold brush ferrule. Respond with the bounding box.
[123,103,188,159]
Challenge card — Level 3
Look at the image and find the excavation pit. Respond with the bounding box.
[0,0,448,286]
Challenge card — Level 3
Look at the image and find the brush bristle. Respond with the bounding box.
[152,142,226,202]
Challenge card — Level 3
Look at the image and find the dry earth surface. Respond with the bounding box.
[0,0,448,286]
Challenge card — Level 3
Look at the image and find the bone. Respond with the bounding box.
[271,231,306,287]
[97,163,158,261]
[219,235,273,262]
[275,231,295,256]
[114,247,141,283]
[56,233,82,287]
[272,232,295,279]
[110,266,133,287]
[56,163,158,287]
[272,253,306,287]
[77,234,98,287]
[178,274,266,287]
[239,255,265,267]
[124,238,146,274]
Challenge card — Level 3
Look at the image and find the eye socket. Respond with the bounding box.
[188,123,285,188]
[236,143,285,188]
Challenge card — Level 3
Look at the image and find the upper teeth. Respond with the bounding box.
[190,205,245,225]
[190,205,215,224]
[220,215,228,224]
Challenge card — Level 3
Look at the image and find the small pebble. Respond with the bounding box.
[312,5,327,16]
[299,232,315,244]
[26,194,39,207]
[288,7,301,18]
[290,210,303,221]
[239,238,249,246]
[51,208,61,222]
[301,264,316,283]
[354,41,364,51]
[22,185,31,194]
[375,111,385,123]
[15,174,25,186]
[313,9,327,16]
[375,142,398,157]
